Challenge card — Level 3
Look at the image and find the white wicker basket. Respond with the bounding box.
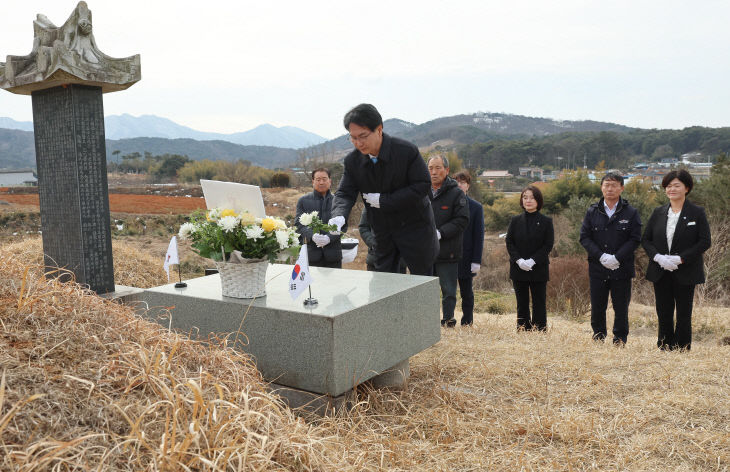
[214,258,268,298]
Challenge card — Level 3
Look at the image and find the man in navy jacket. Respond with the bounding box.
[454,171,484,326]
[580,173,642,344]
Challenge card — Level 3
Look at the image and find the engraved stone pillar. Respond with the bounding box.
[0,2,140,293]
[32,84,114,292]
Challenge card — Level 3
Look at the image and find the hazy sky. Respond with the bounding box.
[1,0,729,139]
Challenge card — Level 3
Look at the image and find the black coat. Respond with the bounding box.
[458,196,485,279]
[579,197,642,280]
[295,190,342,264]
[506,211,554,282]
[332,133,438,270]
[429,177,470,263]
[358,206,377,267]
[641,200,711,285]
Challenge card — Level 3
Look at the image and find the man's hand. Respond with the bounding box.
[436,230,442,240]
[470,263,480,274]
[311,233,330,248]
[363,192,381,208]
[600,253,620,270]
[328,216,345,232]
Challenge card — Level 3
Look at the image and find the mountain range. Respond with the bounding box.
[0,114,327,149]
[0,111,650,171]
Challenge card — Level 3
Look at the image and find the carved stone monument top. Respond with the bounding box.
[0,1,141,95]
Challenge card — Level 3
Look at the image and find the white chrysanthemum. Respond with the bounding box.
[245,225,265,240]
[275,229,291,249]
[273,218,287,230]
[299,212,314,226]
[178,222,196,240]
[218,216,239,233]
[207,208,222,221]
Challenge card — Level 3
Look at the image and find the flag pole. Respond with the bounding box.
[175,263,187,288]
[302,236,317,306]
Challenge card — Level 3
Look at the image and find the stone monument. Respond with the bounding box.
[0,2,141,293]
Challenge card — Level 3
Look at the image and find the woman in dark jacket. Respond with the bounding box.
[641,169,711,351]
[505,186,554,331]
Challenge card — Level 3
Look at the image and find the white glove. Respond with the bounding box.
[600,253,620,270]
[470,263,480,274]
[436,230,442,240]
[311,233,330,248]
[517,258,532,271]
[328,216,345,232]
[363,192,381,208]
[668,255,682,266]
[654,254,678,272]
[524,258,536,269]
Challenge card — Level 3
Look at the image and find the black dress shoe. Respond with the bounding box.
[445,318,456,328]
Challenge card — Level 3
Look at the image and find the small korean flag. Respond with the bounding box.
[289,243,313,300]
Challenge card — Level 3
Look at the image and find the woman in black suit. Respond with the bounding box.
[506,186,554,331]
[641,170,711,351]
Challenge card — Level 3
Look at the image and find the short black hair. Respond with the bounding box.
[601,172,624,186]
[343,104,383,131]
[662,169,694,194]
[311,167,331,180]
[520,185,544,211]
[427,154,450,169]
[453,170,471,185]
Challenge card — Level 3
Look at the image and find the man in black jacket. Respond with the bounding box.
[580,173,642,344]
[295,167,342,268]
[330,104,438,275]
[428,155,469,327]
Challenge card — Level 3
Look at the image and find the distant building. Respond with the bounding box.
[518,166,544,180]
[0,169,37,187]
[479,170,513,179]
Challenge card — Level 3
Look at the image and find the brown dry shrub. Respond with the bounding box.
[474,235,511,292]
[547,256,591,320]
[1,236,169,289]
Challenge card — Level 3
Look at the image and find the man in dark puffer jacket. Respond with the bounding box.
[428,155,469,327]
[295,167,342,268]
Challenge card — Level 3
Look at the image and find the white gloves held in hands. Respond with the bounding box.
[600,253,620,270]
[517,258,536,271]
[311,233,331,248]
[654,254,681,271]
[363,192,381,208]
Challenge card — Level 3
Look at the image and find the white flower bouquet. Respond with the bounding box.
[179,208,300,263]
[298,210,338,234]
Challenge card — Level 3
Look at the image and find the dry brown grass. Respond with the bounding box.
[2,242,730,471]
[1,237,169,289]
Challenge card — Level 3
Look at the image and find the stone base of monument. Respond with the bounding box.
[122,265,440,414]
[99,285,146,302]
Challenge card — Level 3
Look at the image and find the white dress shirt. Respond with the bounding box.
[666,207,681,251]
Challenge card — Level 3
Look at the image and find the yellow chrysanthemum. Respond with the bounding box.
[239,212,257,226]
[261,217,277,232]
[220,208,237,218]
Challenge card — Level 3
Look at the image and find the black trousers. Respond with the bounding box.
[434,262,458,321]
[653,273,695,351]
[512,280,547,331]
[458,276,474,325]
[590,277,631,343]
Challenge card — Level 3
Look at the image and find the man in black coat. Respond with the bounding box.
[330,104,438,275]
[428,155,469,327]
[295,167,342,268]
[580,173,642,344]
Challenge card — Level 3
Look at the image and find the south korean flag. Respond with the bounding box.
[289,243,313,300]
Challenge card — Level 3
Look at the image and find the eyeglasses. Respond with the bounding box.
[349,131,372,144]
